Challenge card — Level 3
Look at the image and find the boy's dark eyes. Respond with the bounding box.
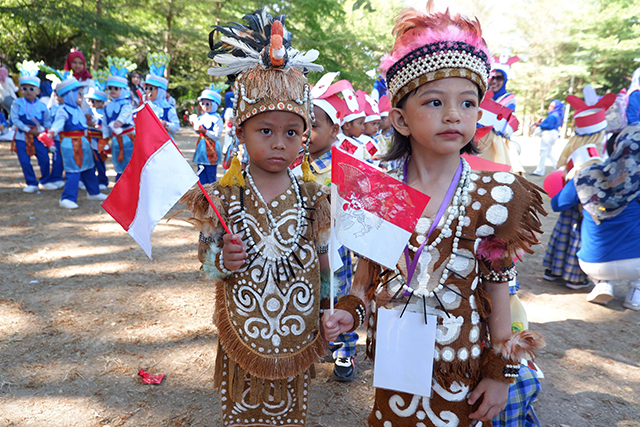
[463,100,477,108]
[287,130,297,136]
[260,128,272,135]
[424,99,441,107]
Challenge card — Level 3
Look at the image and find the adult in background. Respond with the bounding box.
[627,68,640,126]
[551,125,640,310]
[128,70,145,107]
[0,66,18,115]
[531,100,564,176]
[64,50,95,113]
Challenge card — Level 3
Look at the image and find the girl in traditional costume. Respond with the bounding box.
[145,52,180,135]
[180,9,328,427]
[103,57,136,182]
[323,3,546,426]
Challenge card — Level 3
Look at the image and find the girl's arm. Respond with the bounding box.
[467,281,511,421]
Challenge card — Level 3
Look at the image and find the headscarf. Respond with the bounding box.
[150,85,171,110]
[491,69,508,101]
[574,124,640,224]
[0,67,8,83]
[549,100,564,129]
[61,88,85,127]
[628,67,640,96]
[65,51,92,81]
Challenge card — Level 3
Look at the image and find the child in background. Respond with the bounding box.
[531,100,564,176]
[48,76,107,209]
[180,10,327,426]
[191,85,224,185]
[85,74,110,190]
[11,61,54,192]
[358,90,384,162]
[64,50,95,114]
[375,94,393,159]
[103,57,135,182]
[145,52,180,135]
[323,4,546,425]
[336,80,369,161]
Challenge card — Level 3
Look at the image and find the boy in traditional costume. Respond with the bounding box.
[180,9,329,426]
[323,3,546,426]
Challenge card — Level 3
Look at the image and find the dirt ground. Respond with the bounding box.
[1,129,639,427]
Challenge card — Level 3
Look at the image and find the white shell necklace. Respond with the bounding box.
[399,158,471,298]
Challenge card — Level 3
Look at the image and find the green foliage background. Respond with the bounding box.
[1,0,639,128]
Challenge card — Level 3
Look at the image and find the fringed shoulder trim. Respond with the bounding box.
[179,182,228,236]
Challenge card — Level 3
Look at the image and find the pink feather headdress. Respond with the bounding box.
[381,2,492,107]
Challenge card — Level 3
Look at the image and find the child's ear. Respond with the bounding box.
[235,124,245,144]
[477,110,483,122]
[330,123,340,140]
[389,107,410,136]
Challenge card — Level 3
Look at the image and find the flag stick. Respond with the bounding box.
[196,181,233,236]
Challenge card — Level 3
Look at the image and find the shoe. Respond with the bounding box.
[78,181,86,190]
[99,184,108,191]
[565,279,591,290]
[543,269,562,282]
[53,180,65,189]
[59,199,79,209]
[333,357,355,382]
[87,192,108,201]
[40,182,59,190]
[623,286,640,311]
[530,171,543,177]
[586,281,614,305]
[23,185,39,193]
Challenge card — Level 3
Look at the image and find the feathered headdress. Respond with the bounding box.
[38,64,71,90]
[207,8,323,128]
[17,60,44,87]
[380,1,491,107]
[86,69,109,102]
[146,52,170,90]
[106,56,136,88]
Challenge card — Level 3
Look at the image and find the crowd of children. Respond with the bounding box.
[3,50,189,209]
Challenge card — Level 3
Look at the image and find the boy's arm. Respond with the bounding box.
[10,100,31,133]
[42,105,52,129]
[48,108,68,136]
[468,281,511,421]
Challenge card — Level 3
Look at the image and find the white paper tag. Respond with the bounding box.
[373,307,437,397]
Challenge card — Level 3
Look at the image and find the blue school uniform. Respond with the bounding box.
[10,97,53,186]
[48,103,64,184]
[88,106,108,187]
[51,102,100,202]
[192,111,223,184]
[103,97,134,179]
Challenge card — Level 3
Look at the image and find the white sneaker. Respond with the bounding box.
[586,281,614,305]
[99,184,108,191]
[623,286,640,311]
[78,181,86,190]
[87,192,108,201]
[53,180,65,189]
[59,199,79,209]
[41,182,59,190]
[23,185,39,193]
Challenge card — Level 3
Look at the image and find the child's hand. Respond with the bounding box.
[0,124,5,131]
[222,233,247,271]
[28,128,39,136]
[467,377,510,421]
[321,309,354,341]
[197,126,207,135]
[113,120,123,129]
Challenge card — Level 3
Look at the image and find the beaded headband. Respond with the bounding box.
[381,4,491,107]
[385,41,490,107]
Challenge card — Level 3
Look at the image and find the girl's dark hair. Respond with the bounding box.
[606,132,620,157]
[382,85,480,162]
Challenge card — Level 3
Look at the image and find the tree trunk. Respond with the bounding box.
[90,0,102,70]
[164,0,174,78]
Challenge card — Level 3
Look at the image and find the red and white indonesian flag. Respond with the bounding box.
[331,147,430,269]
[102,103,198,259]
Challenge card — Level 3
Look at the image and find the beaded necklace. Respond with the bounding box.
[239,166,310,282]
[399,158,471,300]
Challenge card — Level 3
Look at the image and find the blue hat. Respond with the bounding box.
[146,52,170,90]
[85,87,108,102]
[86,68,109,101]
[56,76,81,96]
[17,60,42,87]
[198,84,222,105]
[106,56,135,89]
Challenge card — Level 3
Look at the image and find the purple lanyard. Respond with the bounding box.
[403,159,463,288]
